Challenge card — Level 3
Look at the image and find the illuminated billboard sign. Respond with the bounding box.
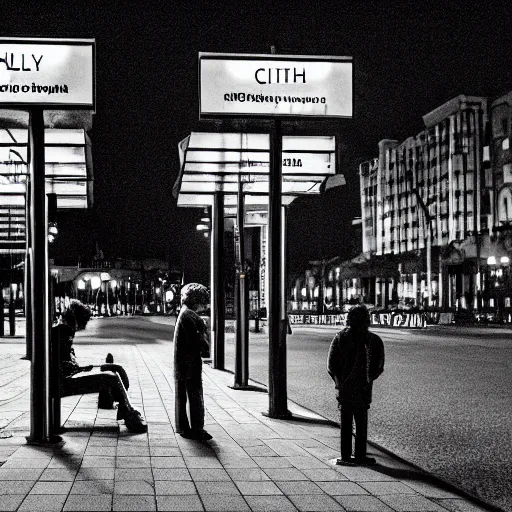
[0,37,95,109]
[199,52,352,119]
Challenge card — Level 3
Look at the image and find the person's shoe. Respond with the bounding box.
[180,429,212,441]
[354,456,377,466]
[195,429,212,441]
[123,409,148,433]
[336,456,356,466]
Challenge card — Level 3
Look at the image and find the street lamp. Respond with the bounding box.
[90,276,101,290]
[197,207,211,238]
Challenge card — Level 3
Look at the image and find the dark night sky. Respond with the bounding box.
[2,2,512,283]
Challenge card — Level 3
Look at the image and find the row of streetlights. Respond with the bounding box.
[72,273,176,316]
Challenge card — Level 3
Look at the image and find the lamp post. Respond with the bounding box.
[111,279,118,315]
[100,272,111,316]
[487,255,511,322]
[77,279,86,304]
[90,275,101,316]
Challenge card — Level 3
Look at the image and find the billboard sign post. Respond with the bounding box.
[0,38,95,109]
[199,52,352,119]
[0,37,95,443]
[198,51,352,418]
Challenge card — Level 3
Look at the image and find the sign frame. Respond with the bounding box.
[198,52,353,120]
[0,37,96,110]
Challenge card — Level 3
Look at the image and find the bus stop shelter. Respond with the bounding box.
[173,131,343,411]
[0,109,94,441]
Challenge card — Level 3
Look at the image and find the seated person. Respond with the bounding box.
[54,300,147,433]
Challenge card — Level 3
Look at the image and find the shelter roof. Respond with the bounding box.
[0,112,94,253]
[173,132,339,219]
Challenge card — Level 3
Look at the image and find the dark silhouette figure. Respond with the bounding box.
[327,305,385,465]
[173,283,211,441]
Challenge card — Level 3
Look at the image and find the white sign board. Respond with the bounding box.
[199,53,352,119]
[0,38,95,109]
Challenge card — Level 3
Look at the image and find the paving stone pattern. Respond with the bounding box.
[0,340,492,511]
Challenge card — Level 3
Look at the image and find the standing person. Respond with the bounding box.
[173,283,212,440]
[327,305,384,465]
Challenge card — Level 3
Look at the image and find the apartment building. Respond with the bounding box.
[292,91,512,321]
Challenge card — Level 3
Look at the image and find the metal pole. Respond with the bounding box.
[234,173,248,387]
[0,289,4,337]
[27,107,50,443]
[254,252,261,333]
[426,215,432,306]
[212,193,225,370]
[268,120,289,417]
[24,248,32,359]
[9,285,16,335]
[240,269,249,386]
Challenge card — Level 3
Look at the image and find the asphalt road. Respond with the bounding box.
[73,317,511,511]
[222,324,512,512]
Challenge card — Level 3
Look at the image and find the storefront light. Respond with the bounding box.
[500,256,510,265]
[111,280,117,289]
[301,287,307,297]
[77,280,85,290]
[90,276,101,290]
[487,256,497,265]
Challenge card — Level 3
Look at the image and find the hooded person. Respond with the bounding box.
[173,283,211,440]
[327,305,385,465]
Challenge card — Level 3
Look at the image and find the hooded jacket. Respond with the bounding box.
[327,327,385,407]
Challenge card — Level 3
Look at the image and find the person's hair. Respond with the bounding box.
[62,300,91,331]
[347,305,370,329]
[181,283,210,309]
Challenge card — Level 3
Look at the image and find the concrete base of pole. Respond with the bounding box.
[261,410,292,420]
[26,435,64,445]
[228,384,267,393]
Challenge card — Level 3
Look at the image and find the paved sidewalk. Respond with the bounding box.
[0,340,494,512]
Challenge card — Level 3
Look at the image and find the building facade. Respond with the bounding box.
[291,91,512,322]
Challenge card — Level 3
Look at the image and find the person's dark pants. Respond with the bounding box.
[101,364,129,390]
[340,404,368,460]
[62,371,127,406]
[175,378,205,433]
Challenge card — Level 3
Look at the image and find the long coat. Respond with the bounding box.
[173,306,210,380]
[327,327,385,407]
